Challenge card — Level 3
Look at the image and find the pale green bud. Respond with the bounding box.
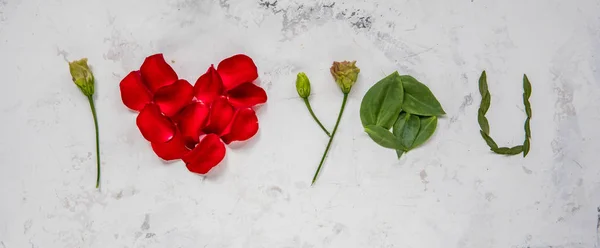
[69,58,95,97]
[296,72,311,98]
[330,61,360,94]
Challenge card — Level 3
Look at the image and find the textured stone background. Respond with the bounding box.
[1,0,600,247]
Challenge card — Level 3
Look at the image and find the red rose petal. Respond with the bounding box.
[183,134,226,174]
[151,130,190,161]
[217,54,258,90]
[221,108,259,144]
[194,65,223,104]
[119,71,152,111]
[136,104,176,143]
[226,82,267,108]
[154,79,194,117]
[203,97,235,136]
[140,54,178,93]
[176,102,209,145]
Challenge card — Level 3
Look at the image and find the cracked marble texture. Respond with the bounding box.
[1,0,600,247]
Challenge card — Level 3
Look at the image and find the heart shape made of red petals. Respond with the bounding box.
[120,53,266,175]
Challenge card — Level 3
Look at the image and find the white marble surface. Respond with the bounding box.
[1,0,600,247]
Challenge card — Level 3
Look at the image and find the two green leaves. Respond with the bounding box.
[360,72,445,158]
[478,71,532,157]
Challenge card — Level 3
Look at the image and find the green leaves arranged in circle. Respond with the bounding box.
[477,71,532,157]
[360,72,444,159]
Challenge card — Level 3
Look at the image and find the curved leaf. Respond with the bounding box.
[396,150,404,159]
[480,92,491,115]
[524,118,531,139]
[523,74,532,98]
[478,110,490,135]
[523,139,530,157]
[392,112,408,156]
[480,130,498,149]
[360,72,404,129]
[393,112,409,133]
[364,125,404,150]
[492,145,523,155]
[392,112,420,150]
[412,116,438,149]
[400,75,445,116]
[524,93,532,117]
[479,71,488,97]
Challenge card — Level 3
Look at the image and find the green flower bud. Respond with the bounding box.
[330,61,360,94]
[69,58,95,97]
[296,72,311,98]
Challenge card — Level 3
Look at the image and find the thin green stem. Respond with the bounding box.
[87,96,100,188]
[303,98,331,137]
[311,93,348,185]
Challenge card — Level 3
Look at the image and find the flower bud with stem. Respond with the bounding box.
[296,72,331,137]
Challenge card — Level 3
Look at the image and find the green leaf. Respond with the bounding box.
[365,125,404,150]
[360,72,404,129]
[510,145,524,154]
[524,94,532,117]
[523,139,530,157]
[478,110,490,135]
[412,116,438,149]
[492,145,523,155]
[480,130,498,149]
[492,147,509,153]
[392,112,410,157]
[523,74,532,98]
[480,92,491,115]
[399,75,445,116]
[524,118,531,138]
[393,113,420,149]
[393,112,409,132]
[396,149,404,159]
[479,71,488,97]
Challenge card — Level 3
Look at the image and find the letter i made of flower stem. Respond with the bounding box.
[69,58,101,188]
[296,61,360,185]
